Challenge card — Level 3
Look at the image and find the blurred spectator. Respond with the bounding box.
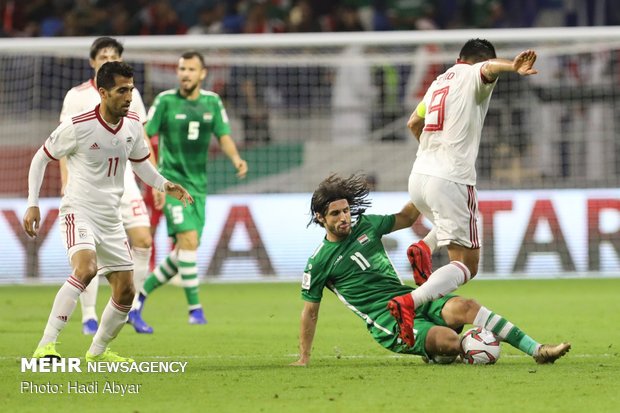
[332,4,365,31]
[138,0,187,35]
[243,0,285,33]
[188,3,226,34]
[287,0,321,32]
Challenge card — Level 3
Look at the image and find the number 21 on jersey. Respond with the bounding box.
[424,86,449,132]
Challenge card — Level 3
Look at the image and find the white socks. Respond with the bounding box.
[88,298,131,356]
[38,276,85,347]
[423,227,438,252]
[131,246,152,309]
[79,274,99,322]
[411,261,470,308]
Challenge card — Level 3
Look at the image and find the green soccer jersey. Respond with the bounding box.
[145,89,232,196]
[301,214,414,344]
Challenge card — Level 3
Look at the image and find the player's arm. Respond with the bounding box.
[407,101,426,141]
[291,301,320,367]
[391,202,420,233]
[23,146,53,237]
[481,50,538,82]
[219,134,248,179]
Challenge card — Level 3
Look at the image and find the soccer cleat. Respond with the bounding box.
[533,342,571,364]
[188,308,207,325]
[82,319,98,335]
[387,294,416,347]
[407,240,433,286]
[32,342,61,360]
[127,310,154,334]
[86,348,134,363]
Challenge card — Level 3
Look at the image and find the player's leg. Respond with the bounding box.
[86,270,134,362]
[406,175,476,308]
[175,230,206,324]
[125,225,154,333]
[441,297,571,364]
[34,249,97,358]
[78,273,99,335]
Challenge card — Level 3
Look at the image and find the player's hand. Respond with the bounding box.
[23,206,41,238]
[152,187,165,210]
[164,182,194,207]
[513,50,538,76]
[234,158,248,179]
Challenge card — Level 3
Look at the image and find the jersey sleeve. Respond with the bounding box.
[362,214,395,237]
[212,95,232,139]
[145,94,165,137]
[300,255,328,303]
[44,120,77,160]
[131,89,148,124]
[472,61,497,102]
[129,127,151,162]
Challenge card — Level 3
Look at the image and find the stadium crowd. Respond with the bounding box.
[0,0,618,38]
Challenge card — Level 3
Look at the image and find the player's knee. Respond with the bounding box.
[73,261,98,283]
[115,283,135,306]
[426,327,461,357]
[132,236,152,249]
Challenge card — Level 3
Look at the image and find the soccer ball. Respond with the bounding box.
[460,327,501,365]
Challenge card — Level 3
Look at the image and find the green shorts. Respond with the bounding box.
[163,193,206,240]
[378,294,457,357]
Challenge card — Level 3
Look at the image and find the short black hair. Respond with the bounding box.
[309,173,371,227]
[90,37,124,60]
[181,50,206,68]
[96,61,133,90]
[459,38,496,63]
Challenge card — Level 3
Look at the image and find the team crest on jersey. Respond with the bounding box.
[126,136,133,143]
[111,137,119,146]
[357,234,369,245]
[203,113,213,121]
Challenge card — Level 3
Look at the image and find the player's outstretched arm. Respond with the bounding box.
[481,50,538,82]
[163,182,194,207]
[290,301,320,367]
[24,146,53,237]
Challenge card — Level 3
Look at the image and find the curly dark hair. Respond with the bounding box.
[309,173,372,227]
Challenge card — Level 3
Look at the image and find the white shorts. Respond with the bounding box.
[120,171,150,230]
[59,212,134,276]
[408,172,480,249]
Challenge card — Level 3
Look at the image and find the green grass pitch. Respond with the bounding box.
[1,278,618,413]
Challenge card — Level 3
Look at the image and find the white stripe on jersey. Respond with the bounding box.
[412,61,496,186]
[331,285,393,336]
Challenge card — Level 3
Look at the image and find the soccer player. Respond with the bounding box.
[24,62,193,362]
[398,39,538,313]
[59,37,154,335]
[291,173,570,366]
[129,50,248,331]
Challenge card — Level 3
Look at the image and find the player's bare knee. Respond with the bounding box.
[114,283,135,306]
[73,261,97,283]
[131,236,152,249]
[426,327,461,356]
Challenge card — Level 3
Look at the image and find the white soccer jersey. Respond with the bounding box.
[44,106,150,223]
[60,79,147,123]
[411,61,497,186]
